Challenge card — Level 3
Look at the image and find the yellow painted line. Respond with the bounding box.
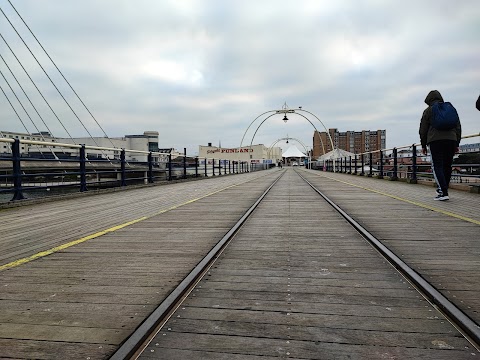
[316,173,480,226]
[0,217,148,271]
[0,177,262,272]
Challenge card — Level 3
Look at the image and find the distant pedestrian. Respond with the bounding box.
[476,94,480,111]
[419,90,462,201]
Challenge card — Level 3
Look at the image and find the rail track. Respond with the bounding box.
[110,168,479,359]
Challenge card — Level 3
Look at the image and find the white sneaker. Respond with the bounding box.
[434,194,449,201]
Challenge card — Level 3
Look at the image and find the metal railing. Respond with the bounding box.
[312,133,480,188]
[0,138,269,203]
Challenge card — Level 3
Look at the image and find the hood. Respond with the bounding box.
[425,90,444,105]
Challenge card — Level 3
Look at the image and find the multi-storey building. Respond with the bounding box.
[313,128,386,163]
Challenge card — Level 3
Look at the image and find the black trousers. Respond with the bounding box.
[428,139,457,195]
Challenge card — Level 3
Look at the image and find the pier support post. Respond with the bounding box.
[168,154,172,181]
[148,152,154,183]
[390,148,398,181]
[368,152,373,177]
[80,145,88,192]
[378,150,384,179]
[183,148,187,179]
[120,149,127,187]
[409,144,418,184]
[361,154,365,176]
[11,139,25,201]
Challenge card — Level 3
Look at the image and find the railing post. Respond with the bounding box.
[349,156,352,174]
[195,157,199,178]
[11,139,25,201]
[168,154,172,181]
[120,149,126,186]
[369,152,373,177]
[79,144,88,192]
[224,160,227,175]
[411,144,418,183]
[212,158,215,176]
[354,155,358,175]
[378,150,384,179]
[183,148,187,179]
[148,152,154,183]
[204,158,207,177]
[361,154,365,176]
[391,148,398,181]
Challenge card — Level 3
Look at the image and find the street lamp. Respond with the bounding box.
[283,114,288,123]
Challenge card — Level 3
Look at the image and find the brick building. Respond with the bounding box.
[313,128,386,162]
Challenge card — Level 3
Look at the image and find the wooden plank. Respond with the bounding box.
[0,172,281,359]
[300,169,480,325]
[143,170,476,359]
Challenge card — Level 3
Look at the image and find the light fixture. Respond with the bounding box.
[283,114,288,123]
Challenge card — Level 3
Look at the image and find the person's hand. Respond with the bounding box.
[422,148,427,155]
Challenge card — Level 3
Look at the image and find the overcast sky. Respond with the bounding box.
[0,0,479,155]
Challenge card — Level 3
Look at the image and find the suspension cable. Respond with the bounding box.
[0,8,106,150]
[0,82,46,157]
[0,54,65,158]
[0,68,57,158]
[6,0,117,149]
[0,32,77,143]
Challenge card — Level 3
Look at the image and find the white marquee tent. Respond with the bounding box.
[316,148,354,161]
[282,145,306,158]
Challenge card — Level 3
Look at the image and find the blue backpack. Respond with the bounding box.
[431,102,459,130]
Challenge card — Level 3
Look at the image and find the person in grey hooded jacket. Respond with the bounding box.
[419,90,461,200]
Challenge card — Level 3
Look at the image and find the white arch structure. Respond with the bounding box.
[239,104,335,169]
[268,136,309,155]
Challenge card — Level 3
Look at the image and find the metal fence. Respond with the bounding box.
[311,133,480,190]
[0,138,269,203]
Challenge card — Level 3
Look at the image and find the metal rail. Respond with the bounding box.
[109,170,286,360]
[109,167,478,358]
[296,169,480,349]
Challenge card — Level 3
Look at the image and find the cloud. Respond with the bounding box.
[1,0,479,155]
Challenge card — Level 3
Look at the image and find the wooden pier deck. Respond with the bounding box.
[1,168,479,359]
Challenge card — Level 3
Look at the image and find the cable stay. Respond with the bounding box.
[0,8,114,163]
[0,82,47,158]
[0,54,66,160]
[6,0,117,150]
[0,32,77,144]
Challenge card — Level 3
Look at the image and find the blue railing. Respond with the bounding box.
[311,133,480,190]
[0,138,268,203]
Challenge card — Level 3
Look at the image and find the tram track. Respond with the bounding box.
[110,168,479,359]
[295,169,480,352]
